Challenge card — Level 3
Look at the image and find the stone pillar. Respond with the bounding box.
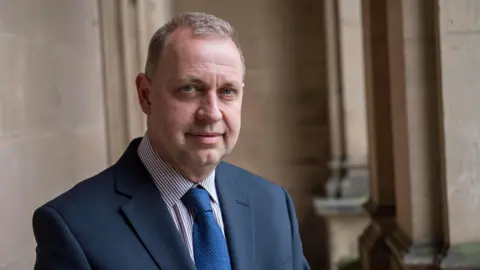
[359,1,480,269]
[98,0,171,164]
[382,0,445,269]
[314,0,369,269]
[323,0,370,199]
[337,0,369,200]
[323,0,347,199]
[358,0,397,269]
[437,0,480,268]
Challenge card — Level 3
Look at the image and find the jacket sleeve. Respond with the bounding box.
[33,205,91,270]
[283,188,311,270]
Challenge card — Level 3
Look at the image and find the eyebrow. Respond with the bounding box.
[177,75,243,89]
[220,81,243,89]
[178,76,205,85]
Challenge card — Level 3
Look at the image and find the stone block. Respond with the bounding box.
[314,197,370,270]
[0,1,106,268]
[440,0,480,33]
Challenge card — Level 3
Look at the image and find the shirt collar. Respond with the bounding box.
[137,134,218,207]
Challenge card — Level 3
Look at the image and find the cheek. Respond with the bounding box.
[151,96,194,131]
[224,105,242,133]
[166,106,195,129]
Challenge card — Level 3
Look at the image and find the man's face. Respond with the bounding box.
[137,28,244,177]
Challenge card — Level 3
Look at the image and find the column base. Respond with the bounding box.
[359,200,396,270]
[441,243,480,270]
[386,228,443,270]
[314,196,369,270]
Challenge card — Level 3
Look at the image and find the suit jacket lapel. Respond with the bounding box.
[216,163,255,270]
[115,139,196,270]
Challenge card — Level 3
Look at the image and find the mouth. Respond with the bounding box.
[189,133,223,137]
[186,132,224,144]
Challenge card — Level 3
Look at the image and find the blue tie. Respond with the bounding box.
[182,187,231,270]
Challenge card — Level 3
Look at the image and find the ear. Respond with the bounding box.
[135,73,152,115]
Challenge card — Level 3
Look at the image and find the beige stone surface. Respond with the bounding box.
[438,0,480,245]
[339,0,368,166]
[314,196,369,270]
[98,0,165,164]
[391,0,444,245]
[0,0,107,268]
[361,0,397,208]
[326,214,369,270]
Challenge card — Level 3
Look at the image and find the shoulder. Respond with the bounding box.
[37,166,117,217]
[218,162,282,188]
[217,161,289,201]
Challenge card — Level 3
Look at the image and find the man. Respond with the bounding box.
[33,12,310,270]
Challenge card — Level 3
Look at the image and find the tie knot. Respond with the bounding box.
[182,187,212,216]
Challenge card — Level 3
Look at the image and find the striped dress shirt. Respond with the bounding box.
[136,135,226,261]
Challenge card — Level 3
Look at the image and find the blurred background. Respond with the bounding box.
[1,0,480,269]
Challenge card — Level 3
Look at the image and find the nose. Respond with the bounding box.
[196,91,222,123]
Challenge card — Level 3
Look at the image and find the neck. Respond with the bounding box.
[146,131,216,184]
[179,167,215,184]
[166,159,216,184]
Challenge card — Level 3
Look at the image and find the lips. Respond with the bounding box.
[187,132,223,144]
[190,133,222,137]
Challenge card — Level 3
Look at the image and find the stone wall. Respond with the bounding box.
[0,1,107,269]
[358,0,480,269]
[438,0,480,245]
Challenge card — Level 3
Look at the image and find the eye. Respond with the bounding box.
[180,85,197,93]
[220,88,234,95]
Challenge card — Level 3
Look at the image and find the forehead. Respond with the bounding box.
[158,28,244,80]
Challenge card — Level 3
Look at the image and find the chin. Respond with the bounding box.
[195,149,225,166]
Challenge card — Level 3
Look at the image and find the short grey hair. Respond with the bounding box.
[144,12,244,78]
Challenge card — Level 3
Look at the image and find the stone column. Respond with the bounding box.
[323,0,347,199]
[358,0,397,269]
[436,0,480,268]
[98,0,171,164]
[359,1,480,269]
[382,0,445,269]
[314,0,369,269]
[319,0,369,198]
[337,0,369,200]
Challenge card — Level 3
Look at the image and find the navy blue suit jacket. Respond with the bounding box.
[33,138,310,270]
